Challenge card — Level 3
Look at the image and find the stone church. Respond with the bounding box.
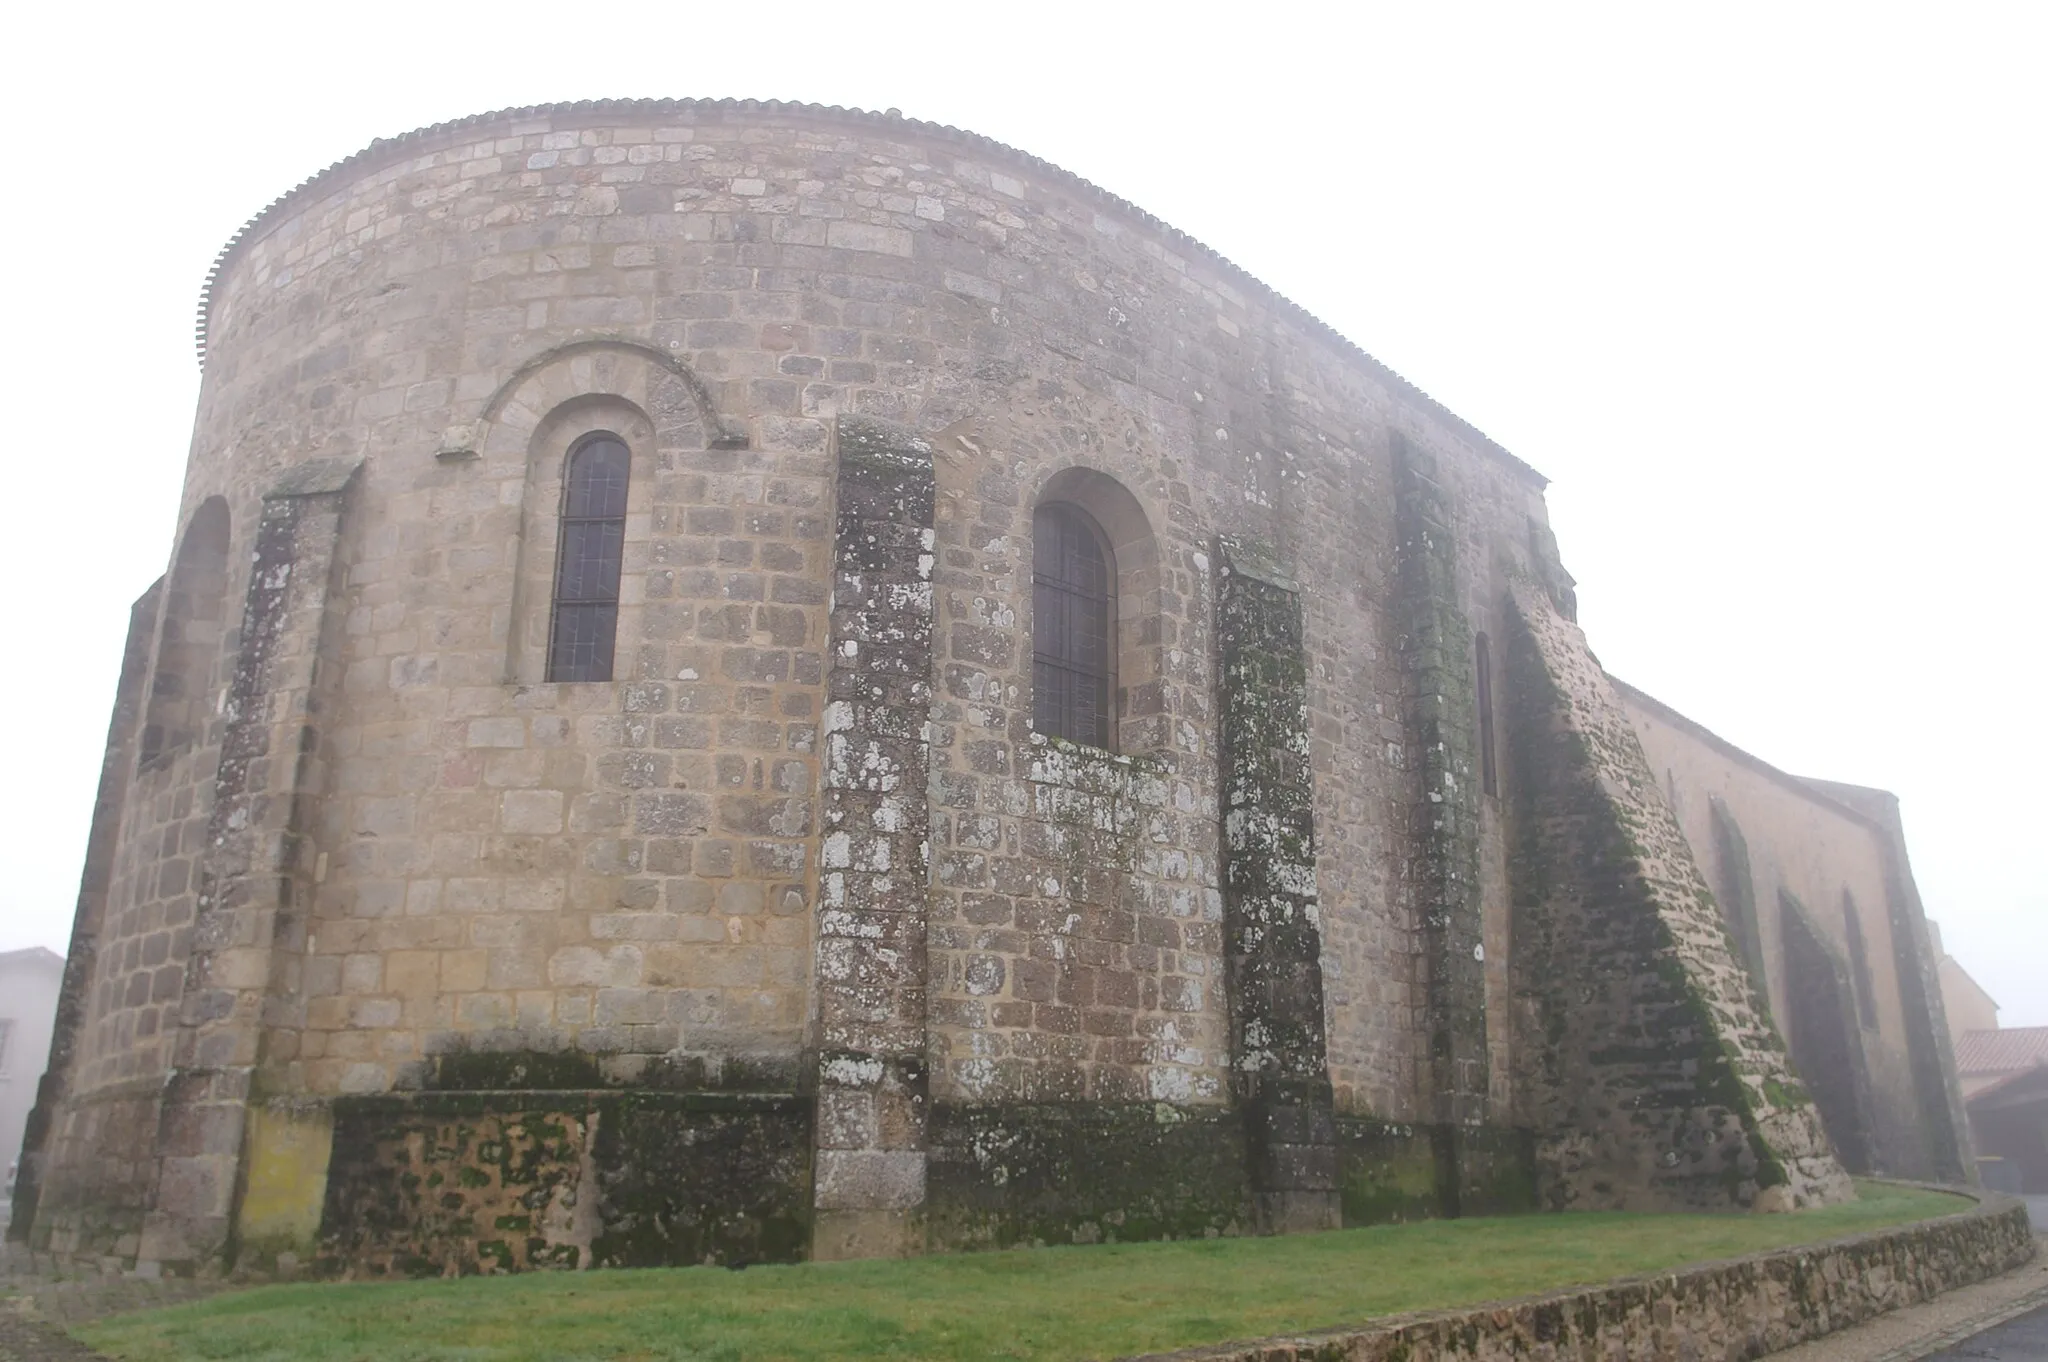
[7,100,1973,1276]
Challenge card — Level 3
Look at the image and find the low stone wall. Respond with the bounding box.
[1128,1187,2036,1361]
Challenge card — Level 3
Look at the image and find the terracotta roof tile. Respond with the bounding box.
[1954,1026,2048,1074]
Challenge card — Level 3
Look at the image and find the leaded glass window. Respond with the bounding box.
[1032,502,1114,748]
[547,434,630,682]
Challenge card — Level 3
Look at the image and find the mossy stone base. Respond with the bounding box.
[1336,1119,1537,1225]
[318,1089,811,1275]
[925,1101,1252,1248]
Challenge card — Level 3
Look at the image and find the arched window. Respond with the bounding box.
[140,497,232,770]
[546,433,631,682]
[1842,892,1880,1030]
[1032,501,1116,749]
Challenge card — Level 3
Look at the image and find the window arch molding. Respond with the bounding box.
[507,396,656,685]
[1028,467,1164,754]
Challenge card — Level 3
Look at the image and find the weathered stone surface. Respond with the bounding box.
[317,1088,811,1274]
[16,100,1964,1274]
[1780,889,1879,1172]
[139,464,361,1270]
[926,1101,1251,1247]
[812,415,936,1255]
[1392,437,1493,1214]
[1214,535,1338,1234]
[1504,579,1850,1210]
[1620,687,1976,1184]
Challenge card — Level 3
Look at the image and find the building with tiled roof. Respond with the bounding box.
[1955,1027,2048,1098]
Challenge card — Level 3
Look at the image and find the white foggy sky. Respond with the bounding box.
[0,3,2040,1025]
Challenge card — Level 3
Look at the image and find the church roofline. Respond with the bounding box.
[192,97,1547,490]
[1606,675,1896,838]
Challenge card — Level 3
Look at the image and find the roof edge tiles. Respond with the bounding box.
[1955,1026,2048,1076]
[192,97,1545,488]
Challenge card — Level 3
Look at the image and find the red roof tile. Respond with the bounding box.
[1954,1026,2048,1075]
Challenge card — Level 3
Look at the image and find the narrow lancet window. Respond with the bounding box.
[547,433,631,682]
[141,497,232,770]
[1032,502,1115,749]
[1843,892,1879,1030]
[1475,631,1499,797]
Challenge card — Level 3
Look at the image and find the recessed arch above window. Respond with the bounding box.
[547,432,632,683]
[1032,501,1116,749]
[1842,891,1880,1031]
[139,496,232,771]
[1475,631,1499,797]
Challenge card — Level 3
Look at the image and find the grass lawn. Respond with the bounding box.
[78,1181,1966,1362]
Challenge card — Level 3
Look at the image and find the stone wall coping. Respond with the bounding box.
[264,456,363,501]
[191,97,1544,489]
[1215,534,1300,593]
[1120,1183,2036,1361]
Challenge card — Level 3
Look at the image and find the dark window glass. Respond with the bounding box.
[1475,632,1499,797]
[1033,503,1114,748]
[547,435,631,682]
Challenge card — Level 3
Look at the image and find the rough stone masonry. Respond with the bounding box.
[7,98,1971,1276]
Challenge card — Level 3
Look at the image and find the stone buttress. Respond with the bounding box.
[811,416,938,1259]
[1214,536,1340,1234]
[1777,888,1879,1172]
[16,101,1980,1276]
[140,459,362,1269]
[1802,780,1976,1182]
[1503,576,1850,1210]
[1391,438,1491,1209]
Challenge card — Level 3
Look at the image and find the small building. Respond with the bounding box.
[0,948,65,1201]
[1953,1027,2048,1101]
[1963,1062,2048,1193]
[1950,1027,2048,1192]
